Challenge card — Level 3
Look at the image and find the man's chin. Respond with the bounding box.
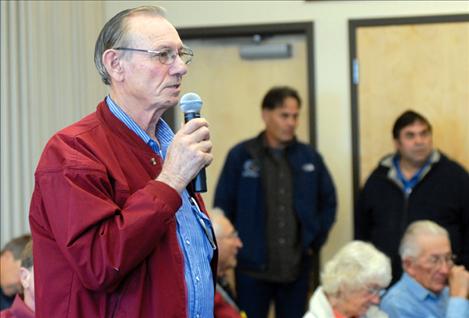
[3,286,20,296]
[429,283,446,294]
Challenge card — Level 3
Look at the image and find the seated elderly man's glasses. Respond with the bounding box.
[425,254,456,268]
[114,47,193,65]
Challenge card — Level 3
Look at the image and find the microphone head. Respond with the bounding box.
[179,92,203,113]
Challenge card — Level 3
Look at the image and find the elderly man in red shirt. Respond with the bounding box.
[29,5,217,318]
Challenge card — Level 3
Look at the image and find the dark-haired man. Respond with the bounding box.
[1,239,35,318]
[355,110,469,284]
[214,86,337,318]
[0,235,31,311]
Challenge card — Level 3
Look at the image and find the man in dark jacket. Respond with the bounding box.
[214,86,337,318]
[355,110,469,284]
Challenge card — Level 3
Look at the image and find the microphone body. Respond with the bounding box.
[179,93,207,193]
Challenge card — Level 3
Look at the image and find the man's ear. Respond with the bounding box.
[261,109,269,123]
[102,49,124,83]
[19,267,31,289]
[403,257,415,276]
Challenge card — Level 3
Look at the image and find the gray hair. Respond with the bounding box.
[399,220,448,260]
[321,241,392,295]
[94,6,166,85]
[208,207,227,238]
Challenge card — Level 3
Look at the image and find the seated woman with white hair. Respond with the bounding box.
[303,241,392,318]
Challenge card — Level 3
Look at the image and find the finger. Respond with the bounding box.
[196,140,213,153]
[180,118,209,135]
[202,152,213,166]
[182,125,210,145]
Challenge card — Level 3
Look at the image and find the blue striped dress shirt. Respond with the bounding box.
[106,96,215,318]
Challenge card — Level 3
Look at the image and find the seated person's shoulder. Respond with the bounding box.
[380,284,416,317]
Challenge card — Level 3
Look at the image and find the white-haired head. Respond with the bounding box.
[399,220,449,260]
[321,241,392,295]
[94,6,167,85]
[208,207,242,277]
[208,207,227,238]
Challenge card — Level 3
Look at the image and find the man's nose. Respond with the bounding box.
[439,261,452,274]
[287,116,297,127]
[370,294,381,305]
[236,237,243,248]
[170,55,188,76]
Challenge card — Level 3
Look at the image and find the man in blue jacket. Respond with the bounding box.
[214,86,337,318]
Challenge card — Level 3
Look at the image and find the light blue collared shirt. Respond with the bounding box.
[106,96,215,318]
[381,273,469,318]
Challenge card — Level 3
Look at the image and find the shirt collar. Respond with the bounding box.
[402,272,440,301]
[259,131,297,151]
[105,96,174,156]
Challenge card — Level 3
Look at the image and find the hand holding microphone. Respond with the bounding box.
[179,93,209,192]
[156,93,212,193]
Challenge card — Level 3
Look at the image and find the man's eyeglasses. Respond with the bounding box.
[113,47,193,65]
[425,254,456,268]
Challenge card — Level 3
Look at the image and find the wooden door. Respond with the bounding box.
[351,16,469,191]
[180,34,310,208]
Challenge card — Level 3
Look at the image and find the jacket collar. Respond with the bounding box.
[380,150,440,189]
[252,131,298,152]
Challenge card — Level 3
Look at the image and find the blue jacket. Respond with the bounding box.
[214,133,337,271]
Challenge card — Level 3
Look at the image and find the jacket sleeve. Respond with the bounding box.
[315,154,337,249]
[213,149,239,222]
[459,169,469,270]
[30,159,181,292]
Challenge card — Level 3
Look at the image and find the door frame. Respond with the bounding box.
[348,14,469,206]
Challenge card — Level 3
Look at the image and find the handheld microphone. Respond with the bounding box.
[179,92,207,193]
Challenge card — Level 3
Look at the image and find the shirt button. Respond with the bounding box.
[185,239,190,245]
[195,276,200,282]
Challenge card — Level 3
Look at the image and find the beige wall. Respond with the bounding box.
[105,1,469,264]
[1,0,467,262]
[1,1,106,246]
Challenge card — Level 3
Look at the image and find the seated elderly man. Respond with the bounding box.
[209,208,245,318]
[1,239,34,318]
[381,220,469,317]
[303,241,391,318]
